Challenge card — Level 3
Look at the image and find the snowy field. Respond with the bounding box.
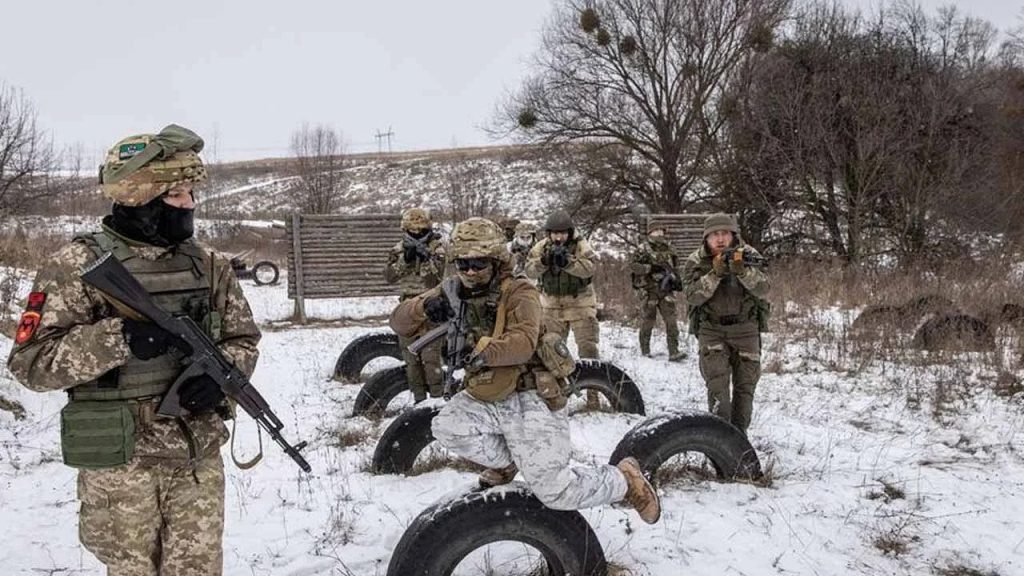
[1,277,1022,575]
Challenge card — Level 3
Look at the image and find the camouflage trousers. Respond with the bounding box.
[399,334,444,401]
[433,390,628,510]
[543,306,599,359]
[78,455,225,576]
[638,292,680,356]
[697,325,761,432]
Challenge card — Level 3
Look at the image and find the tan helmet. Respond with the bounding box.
[99,124,207,206]
[450,217,510,261]
[703,213,739,238]
[514,221,537,236]
[401,207,432,231]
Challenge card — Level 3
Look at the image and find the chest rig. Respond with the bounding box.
[71,229,215,401]
[540,240,591,297]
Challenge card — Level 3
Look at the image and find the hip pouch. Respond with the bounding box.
[534,332,577,411]
[60,401,136,469]
[532,369,567,411]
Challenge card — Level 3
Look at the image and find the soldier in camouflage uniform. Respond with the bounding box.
[507,221,537,276]
[6,124,261,575]
[681,214,770,433]
[383,207,447,402]
[631,224,687,361]
[390,217,660,523]
[524,210,602,407]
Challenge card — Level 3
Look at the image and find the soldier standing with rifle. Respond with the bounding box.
[631,223,686,361]
[384,207,447,403]
[524,210,603,408]
[507,221,536,276]
[681,213,771,433]
[6,125,268,575]
[390,218,660,524]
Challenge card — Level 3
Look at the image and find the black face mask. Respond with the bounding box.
[107,196,194,247]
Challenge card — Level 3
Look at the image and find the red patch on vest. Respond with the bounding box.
[14,292,47,344]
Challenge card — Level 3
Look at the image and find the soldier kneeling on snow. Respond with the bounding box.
[389,217,660,523]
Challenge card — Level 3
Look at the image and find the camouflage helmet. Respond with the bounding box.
[703,213,739,238]
[401,207,432,231]
[544,210,574,232]
[450,217,510,262]
[514,221,537,236]
[99,124,207,206]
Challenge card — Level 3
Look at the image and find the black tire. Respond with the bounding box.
[609,411,762,482]
[352,365,410,416]
[387,485,607,576]
[251,260,280,286]
[333,332,402,383]
[571,360,645,415]
[371,404,442,474]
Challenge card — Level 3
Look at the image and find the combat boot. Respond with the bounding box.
[479,462,518,488]
[617,457,661,524]
[668,350,688,362]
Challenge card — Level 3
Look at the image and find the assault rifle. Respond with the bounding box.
[652,264,683,292]
[407,277,468,399]
[403,231,438,262]
[722,247,769,269]
[80,252,312,473]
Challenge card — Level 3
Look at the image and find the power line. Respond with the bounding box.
[375,127,394,153]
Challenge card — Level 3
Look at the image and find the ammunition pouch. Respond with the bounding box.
[60,400,136,469]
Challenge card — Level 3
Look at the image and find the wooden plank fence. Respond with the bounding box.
[643,213,713,257]
[286,213,403,322]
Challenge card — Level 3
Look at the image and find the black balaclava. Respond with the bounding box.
[106,193,194,247]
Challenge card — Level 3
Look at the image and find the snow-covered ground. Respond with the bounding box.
[1,278,1022,575]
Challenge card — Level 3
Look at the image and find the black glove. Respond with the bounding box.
[178,374,225,414]
[122,318,179,360]
[550,245,571,268]
[402,243,418,263]
[424,295,454,323]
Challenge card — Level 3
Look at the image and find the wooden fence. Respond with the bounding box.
[286,214,402,322]
[643,213,713,257]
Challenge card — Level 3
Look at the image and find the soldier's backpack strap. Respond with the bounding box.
[472,278,514,356]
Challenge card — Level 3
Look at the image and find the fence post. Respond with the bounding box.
[290,213,307,324]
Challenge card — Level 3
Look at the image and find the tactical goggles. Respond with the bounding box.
[454,258,491,272]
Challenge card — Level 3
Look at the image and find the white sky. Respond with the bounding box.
[1,0,1020,165]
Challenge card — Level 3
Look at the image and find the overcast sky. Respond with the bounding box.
[1,0,1020,166]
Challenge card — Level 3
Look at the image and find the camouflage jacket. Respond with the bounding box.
[384,232,447,299]
[507,238,534,276]
[6,228,261,462]
[389,262,543,402]
[681,244,770,334]
[630,239,680,295]
[524,237,597,310]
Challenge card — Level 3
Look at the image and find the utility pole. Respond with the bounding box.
[375,127,394,153]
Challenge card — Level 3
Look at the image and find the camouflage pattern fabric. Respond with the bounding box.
[698,327,761,431]
[398,333,443,401]
[383,234,447,299]
[524,237,600,358]
[433,387,628,510]
[632,238,682,356]
[78,455,224,576]
[100,125,207,207]
[638,294,680,357]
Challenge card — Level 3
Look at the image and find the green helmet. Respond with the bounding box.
[450,217,510,262]
[99,124,207,206]
[544,210,574,232]
[703,213,739,238]
[401,207,432,231]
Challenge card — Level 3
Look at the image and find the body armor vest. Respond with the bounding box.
[540,241,591,297]
[70,229,212,401]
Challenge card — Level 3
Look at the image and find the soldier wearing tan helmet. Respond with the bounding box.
[681,213,770,433]
[6,124,261,574]
[383,207,447,402]
[507,221,537,276]
[631,222,686,361]
[390,217,660,524]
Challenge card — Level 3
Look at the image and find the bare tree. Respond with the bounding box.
[443,158,495,224]
[495,0,790,213]
[0,81,60,216]
[289,123,346,214]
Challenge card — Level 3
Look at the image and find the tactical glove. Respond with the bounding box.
[402,243,418,263]
[122,318,179,360]
[550,245,571,269]
[711,254,728,277]
[178,374,225,414]
[424,295,454,323]
[728,249,746,276]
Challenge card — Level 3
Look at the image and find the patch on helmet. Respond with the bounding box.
[14,291,47,345]
[118,142,147,160]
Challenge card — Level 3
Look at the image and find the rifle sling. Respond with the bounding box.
[230,416,263,470]
[472,278,512,356]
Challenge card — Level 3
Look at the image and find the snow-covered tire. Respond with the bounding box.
[572,359,645,415]
[609,411,762,482]
[386,485,607,576]
[251,260,279,286]
[351,365,410,416]
[333,332,402,383]
[371,404,442,475]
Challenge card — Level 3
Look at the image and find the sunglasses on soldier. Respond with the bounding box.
[454,258,490,272]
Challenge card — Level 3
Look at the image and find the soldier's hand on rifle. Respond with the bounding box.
[712,253,728,277]
[178,374,225,414]
[122,318,182,360]
[402,242,419,264]
[424,295,454,323]
[728,248,746,276]
[549,245,570,269]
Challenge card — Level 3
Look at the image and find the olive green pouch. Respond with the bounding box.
[60,401,136,469]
